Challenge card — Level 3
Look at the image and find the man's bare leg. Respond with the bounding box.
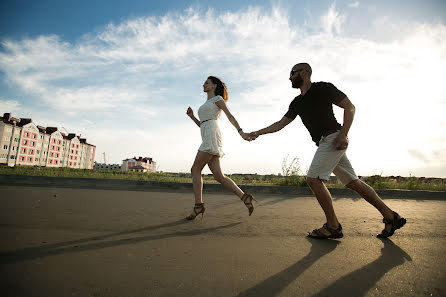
[346,179,401,234]
[307,177,341,237]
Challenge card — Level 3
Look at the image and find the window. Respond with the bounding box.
[21,148,26,153]
[28,157,33,162]
[36,150,39,154]
[23,140,27,145]
[20,156,25,161]
[40,135,43,139]
[4,136,11,141]
[58,140,61,145]
[36,158,39,162]
[50,152,54,157]
[33,134,37,139]
[25,132,29,137]
[76,145,79,149]
[10,155,15,160]
[69,162,72,166]
[2,145,7,150]
[12,146,16,151]
[31,141,35,147]
[0,154,6,159]
[14,137,19,142]
[29,149,34,154]
[6,127,12,132]
[49,159,53,164]
[55,160,58,165]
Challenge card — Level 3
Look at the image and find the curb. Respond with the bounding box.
[0,174,445,200]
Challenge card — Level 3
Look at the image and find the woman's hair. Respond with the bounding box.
[208,76,228,100]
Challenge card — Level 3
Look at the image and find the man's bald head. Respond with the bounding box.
[292,63,312,77]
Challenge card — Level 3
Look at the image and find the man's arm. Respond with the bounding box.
[252,116,293,137]
[334,96,355,149]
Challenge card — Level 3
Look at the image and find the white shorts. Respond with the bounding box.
[307,132,358,185]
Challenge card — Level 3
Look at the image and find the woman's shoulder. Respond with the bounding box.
[209,95,224,104]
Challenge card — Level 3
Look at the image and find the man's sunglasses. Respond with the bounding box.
[290,68,304,77]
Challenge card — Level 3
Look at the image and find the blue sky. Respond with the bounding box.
[1,0,446,177]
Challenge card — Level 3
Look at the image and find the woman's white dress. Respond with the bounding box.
[197,95,224,157]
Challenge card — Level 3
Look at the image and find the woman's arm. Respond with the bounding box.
[215,100,250,140]
[186,107,200,127]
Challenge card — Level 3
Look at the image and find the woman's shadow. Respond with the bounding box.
[310,238,412,297]
[0,219,240,264]
[235,238,341,297]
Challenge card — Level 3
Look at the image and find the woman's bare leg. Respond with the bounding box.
[190,151,214,207]
[207,155,244,198]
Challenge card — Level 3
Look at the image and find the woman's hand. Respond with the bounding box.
[240,131,254,141]
[186,107,194,117]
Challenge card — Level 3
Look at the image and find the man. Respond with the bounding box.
[248,63,406,239]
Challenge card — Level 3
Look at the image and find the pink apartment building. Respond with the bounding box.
[122,156,156,173]
[0,113,96,169]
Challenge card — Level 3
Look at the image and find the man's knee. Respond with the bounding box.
[306,176,321,187]
[345,178,362,190]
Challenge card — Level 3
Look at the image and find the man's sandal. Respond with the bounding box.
[307,223,344,239]
[377,211,406,238]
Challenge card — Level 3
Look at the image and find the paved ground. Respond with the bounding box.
[0,185,445,297]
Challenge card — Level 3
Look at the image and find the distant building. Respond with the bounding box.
[93,162,121,170]
[0,112,96,168]
[122,156,156,173]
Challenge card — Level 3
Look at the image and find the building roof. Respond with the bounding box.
[0,113,20,125]
[17,118,32,127]
[123,156,155,164]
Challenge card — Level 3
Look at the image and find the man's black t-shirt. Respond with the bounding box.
[284,82,346,143]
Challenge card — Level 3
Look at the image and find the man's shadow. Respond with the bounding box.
[235,238,341,297]
[310,238,412,297]
[0,219,240,264]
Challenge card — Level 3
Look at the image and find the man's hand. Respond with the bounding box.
[334,133,349,150]
[246,132,259,141]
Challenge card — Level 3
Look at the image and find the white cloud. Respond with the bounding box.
[0,98,21,113]
[321,2,346,35]
[348,2,360,8]
[0,5,445,177]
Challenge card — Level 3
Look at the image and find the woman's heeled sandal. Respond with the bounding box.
[185,203,205,220]
[377,211,406,238]
[241,193,256,216]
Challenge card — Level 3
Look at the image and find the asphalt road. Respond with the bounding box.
[0,185,445,297]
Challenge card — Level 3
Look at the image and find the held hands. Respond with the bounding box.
[239,131,259,142]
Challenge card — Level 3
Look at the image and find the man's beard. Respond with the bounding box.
[292,74,303,88]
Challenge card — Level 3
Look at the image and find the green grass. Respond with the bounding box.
[0,166,445,191]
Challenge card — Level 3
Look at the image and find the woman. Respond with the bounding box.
[185,76,256,220]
